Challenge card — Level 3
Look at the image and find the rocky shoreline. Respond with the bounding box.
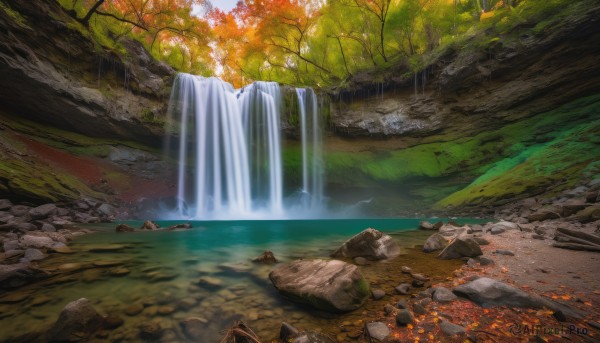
[0,180,598,342]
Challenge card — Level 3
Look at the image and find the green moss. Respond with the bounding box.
[0,2,30,29]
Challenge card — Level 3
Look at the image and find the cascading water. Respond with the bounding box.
[296,88,324,211]
[165,73,324,219]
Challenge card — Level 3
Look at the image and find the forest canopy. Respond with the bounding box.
[60,0,575,88]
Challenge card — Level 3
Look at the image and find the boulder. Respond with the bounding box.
[97,204,115,217]
[423,233,448,252]
[453,277,583,318]
[0,263,49,289]
[366,322,390,341]
[0,199,12,211]
[527,210,560,222]
[19,235,55,249]
[269,259,370,312]
[22,248,45,262]
[572,205,600,223]
[29,204,58,219]
[139,220,159,230]
[47,298,103,342]
[438,237,482,259]
[331,228,400,260]
[10,205,31,217]
[116,224,135,233]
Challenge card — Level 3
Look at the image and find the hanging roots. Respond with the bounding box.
[219,321,262,343]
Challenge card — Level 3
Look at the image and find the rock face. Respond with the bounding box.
[47,298,103,342]
[438,237,482,259]
[0,0,173,146]
[331,228,400,260]
[269,259,370,312]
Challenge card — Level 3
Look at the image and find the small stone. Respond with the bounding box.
[472,237,490,245]
[177,297,197,311]
[478,257,495,266]
[395,309,414,326]
[252,250,278,264]
[195,276,224,289]
[116,224,135,233]
[411,273,430,282]
[124,303,144,316]
[30,295,51,306]
[280,322,300,341]
[41,223,56,232]
[412,279,425,288]
[103,315,124,329]
[109,267,130,276]
[395,283,410,295]
[419,221,434,230]
[372,289,385,300]
[490,226,506,235]
[354,257,369,265]
[140,321,162,340]
[58,263,83,272]
[466,258,477,267]
[395,299,409,309]
[495,249,515,256]
[532,234,545,240]
[413,303,426,315]
[432,287,457,303]
[157,305,175,315]
[365,322,390,341]
[180,317,208,340]
[247,311,259,321]
[383,304,395,315]
[440,320,465,336]
[139,220,159,230]
[400,266,412,274]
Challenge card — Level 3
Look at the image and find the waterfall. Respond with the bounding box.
[165,73,324,219]
[296,88,324,211]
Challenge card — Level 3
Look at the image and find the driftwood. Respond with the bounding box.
[552,242,600,252]
[552,228,600,252]
[556,227,600,245]
[220,321,261,343]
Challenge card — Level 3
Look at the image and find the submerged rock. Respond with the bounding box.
[269,259,370,312]
[252,250,278,264]
[47,298,103,342]
[115,224,135,233]
[139,220,159,230]
[331,228,400,260]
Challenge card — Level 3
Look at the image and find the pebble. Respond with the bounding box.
[157,305,175,315]
[495,249,515,256]
[400,266,412,274]
[30,295,51,306]
[109,267,130,276]
[372,289,385,300]
[383,304,395,315]
[395,283,410,295]
[395,309,414,325]
[365,322,390,341]
[124,303,144,316]
[440,320,465,336]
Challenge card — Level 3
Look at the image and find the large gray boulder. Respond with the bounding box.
[47,298,103,342]
[438,236,482,259]
[29,204,58,219]
[423,233,448,252]
[453,277,582,318]
[331,228,400,260]
[269,259,370,312]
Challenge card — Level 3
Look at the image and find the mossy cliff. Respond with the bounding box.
[0,0,175,205]
[317,1,600,214]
